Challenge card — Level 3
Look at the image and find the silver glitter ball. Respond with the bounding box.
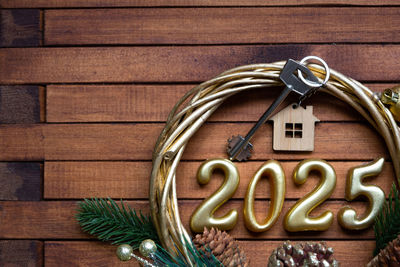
[139,239,157,257]
[116,244,133,261]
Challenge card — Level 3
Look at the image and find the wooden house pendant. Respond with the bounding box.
[270,104,319,151]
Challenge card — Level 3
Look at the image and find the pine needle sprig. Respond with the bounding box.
[76,198,159,249]
[151,240,223,267]
[374,184,400,256]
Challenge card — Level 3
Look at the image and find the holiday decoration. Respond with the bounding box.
[193,227,249,267]
[284,159,336,232]
[367,184,400,266]
[368,236,400,267]
[338,158,385,230]
[373,184,400,256]
[381,85,400,122]
[267,241,339,267]
[244,159,285,232]
[190,159,240,233]
[77,198,223,266]
[139,239,158,257]
[76,198,159,248]
[269,104,319,151]
[148,57,400,264]
[116,244,134,261]
[76,56,400,266]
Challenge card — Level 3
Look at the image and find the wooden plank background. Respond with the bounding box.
[1,2,399,266]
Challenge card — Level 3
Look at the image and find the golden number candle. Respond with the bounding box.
[244,160,286,232]
[190,159,240,232]
[338,158,385,230]
[284,159,336,232]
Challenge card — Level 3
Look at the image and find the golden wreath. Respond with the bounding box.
[149,59,400,264]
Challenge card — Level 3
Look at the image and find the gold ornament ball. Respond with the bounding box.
[139,239,157,257]
[116,244,133,261]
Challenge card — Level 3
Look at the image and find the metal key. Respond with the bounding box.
[227,59,320,161]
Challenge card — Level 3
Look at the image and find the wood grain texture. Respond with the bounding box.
[270,105,319,151]
[0,240,43,267]
[46,84,392,123]
[44,161,394,200]
[45,8,400,45]
[45,240,374,267]
[0,86,41,123]
[0,0,395,8]
[0,9,41,47]
[0,200,377,240]
[0,3,395,265]
[0,162,41,200]
[1,45,400,84]
[0,123,386,161]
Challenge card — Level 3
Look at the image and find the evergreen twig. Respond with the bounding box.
[151,240,223,267]
[76,198,224,266]
[76,198,159,249]
[374,184,400,256]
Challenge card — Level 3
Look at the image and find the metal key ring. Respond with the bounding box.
[297,56,330,88]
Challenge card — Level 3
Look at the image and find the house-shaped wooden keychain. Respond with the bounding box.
[270,104,319,151]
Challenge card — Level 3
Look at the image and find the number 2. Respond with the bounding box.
[284,159,337,232]
[190,159,240,233]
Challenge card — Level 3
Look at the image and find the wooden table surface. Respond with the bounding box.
[1,1,400,266]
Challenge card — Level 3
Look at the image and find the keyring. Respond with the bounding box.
[297,56,330,88]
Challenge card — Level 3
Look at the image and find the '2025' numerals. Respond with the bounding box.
[190,158,385,233]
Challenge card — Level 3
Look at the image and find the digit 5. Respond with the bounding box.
[338,158,385,230]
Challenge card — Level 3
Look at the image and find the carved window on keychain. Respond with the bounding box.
[285,123,303,138]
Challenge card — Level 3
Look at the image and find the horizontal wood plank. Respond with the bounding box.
[0,162,41,200]
[1,46,400,84]
[0,123,386,160]
[0,0,395,8]
[45,8,400,45]
[0,240,43,266]
[46,84,392,123]
[0,9,41,47]
[0,86,41,123]
[44,161,394,199]
[44,240,374,267]
[0,200,377,240]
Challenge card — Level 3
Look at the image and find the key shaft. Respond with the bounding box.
[227,58,323,161]
[228,85,293,160]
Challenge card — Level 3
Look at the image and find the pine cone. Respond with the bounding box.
[367,236,400,267]
[193,227,249,267]
[268,241,339,267]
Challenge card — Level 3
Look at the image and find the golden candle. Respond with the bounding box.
[190,159,240,233]
[284,159,336,232]
[338,158,385,230]
[244,160,285,232]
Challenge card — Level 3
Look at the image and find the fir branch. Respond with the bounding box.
[151,241,223,267]
[374,184,400,256]
[76,198,159,249]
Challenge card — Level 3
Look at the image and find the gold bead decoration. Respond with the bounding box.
[381,86,400,121]
[139,239,157,257]
[116,244,133,261]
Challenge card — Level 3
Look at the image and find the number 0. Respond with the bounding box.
[244,160,286,232]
